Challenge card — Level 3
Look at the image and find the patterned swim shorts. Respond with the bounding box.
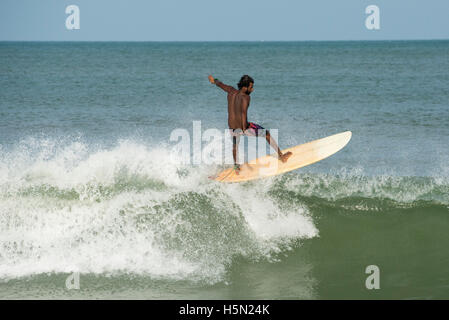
[230,122,266,145]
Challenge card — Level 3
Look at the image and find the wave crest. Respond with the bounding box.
[0,138,317,282]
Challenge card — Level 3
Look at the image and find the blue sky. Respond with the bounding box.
[1,0,448,41]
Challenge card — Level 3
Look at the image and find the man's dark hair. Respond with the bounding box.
[237,75,254,90]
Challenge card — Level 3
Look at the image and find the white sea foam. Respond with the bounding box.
[283,166,449,205]
[0,138,318,282]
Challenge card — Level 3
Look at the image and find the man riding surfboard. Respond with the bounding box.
[208,74,292,174]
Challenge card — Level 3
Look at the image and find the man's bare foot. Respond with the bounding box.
[279,151,292,163]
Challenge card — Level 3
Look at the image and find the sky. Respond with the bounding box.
[1,0,448,41]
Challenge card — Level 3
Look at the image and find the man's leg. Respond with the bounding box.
[232,135,241,174]
[265,130,292,163]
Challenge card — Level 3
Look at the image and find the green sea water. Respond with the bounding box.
[0,41,448,299]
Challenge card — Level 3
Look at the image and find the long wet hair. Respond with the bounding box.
[237,75,254,89]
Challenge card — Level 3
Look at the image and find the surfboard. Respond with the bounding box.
[211,131,352,183]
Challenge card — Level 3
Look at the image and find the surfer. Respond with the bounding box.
[208,74,292,174]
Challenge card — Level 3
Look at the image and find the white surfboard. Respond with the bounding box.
[211,131,352,183]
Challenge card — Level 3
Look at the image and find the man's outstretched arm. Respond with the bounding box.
[208,75,236,93]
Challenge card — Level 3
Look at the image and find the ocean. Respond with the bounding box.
[0,40,448,299]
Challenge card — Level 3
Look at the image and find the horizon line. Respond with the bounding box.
[1,38,449,43]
